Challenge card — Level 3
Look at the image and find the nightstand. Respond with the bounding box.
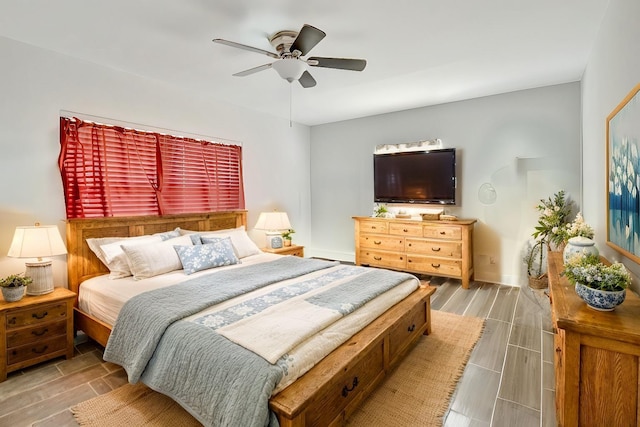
[0,287,76,381]
[262,245,304,257]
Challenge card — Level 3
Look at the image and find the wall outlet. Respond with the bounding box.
[489,256,497,265]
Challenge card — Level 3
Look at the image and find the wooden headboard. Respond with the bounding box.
[66,210,247,297]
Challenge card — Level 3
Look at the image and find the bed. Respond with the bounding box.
[67,210,435,427]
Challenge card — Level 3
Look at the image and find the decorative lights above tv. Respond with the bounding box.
[373,147,457,205]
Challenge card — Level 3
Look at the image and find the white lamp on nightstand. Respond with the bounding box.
[254,211,292,249]
[7,223,67,295]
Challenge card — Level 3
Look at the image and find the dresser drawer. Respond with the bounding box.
[406,238,462,258]
[358,221,389,234]
[423,224,462,240]
[306,342,384,427]
[407,255,462,276]
[359,250,406,270]
[7,335,68,366]
[6,320,67,348]
[359,234,404,251]
[388,222,423,237]
[389,299,427,362]
[5,302,68,329]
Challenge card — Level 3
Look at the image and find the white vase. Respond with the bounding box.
[563,236,598,264]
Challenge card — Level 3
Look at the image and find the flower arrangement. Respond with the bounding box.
[0,273,32,288]
[373,203,388,218]
[532,190,572,249]
[561,212,594,241]
[562,253,631,291]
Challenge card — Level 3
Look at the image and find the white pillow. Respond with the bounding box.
[121,234,193,280]
[99,235,164,279]
[199,226,261,258]
[88,228,182,279]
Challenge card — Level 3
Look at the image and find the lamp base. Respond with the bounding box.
[265,231,284,249]
[25,260,54,295]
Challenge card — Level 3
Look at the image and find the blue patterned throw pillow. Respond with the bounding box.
[174,237,240,275]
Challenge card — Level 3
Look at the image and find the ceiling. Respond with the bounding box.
[0,1,610,126]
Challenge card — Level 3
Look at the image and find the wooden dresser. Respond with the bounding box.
[548,251,640,426]
[353,216,476,289]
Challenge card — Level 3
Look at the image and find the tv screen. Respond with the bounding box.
[374,148,456,204]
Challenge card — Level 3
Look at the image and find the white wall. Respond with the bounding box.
[0,36,311,286]
[581,0,640,291]
[310,83,582,286]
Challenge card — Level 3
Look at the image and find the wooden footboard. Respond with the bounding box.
[270,285,434,427]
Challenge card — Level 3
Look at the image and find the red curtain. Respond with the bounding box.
[58,117,245,219]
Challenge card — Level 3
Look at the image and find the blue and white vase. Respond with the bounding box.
[563,236,598,264]
[575,282,626,311]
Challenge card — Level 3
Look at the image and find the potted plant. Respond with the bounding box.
[560,212,598,263]
[562,253,631,311]
[281,229,295,247]
[373,203,388,218]
[523,239,548,289]
[0,273,32,302]
[532,190,573,251]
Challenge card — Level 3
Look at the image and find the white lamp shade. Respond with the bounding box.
[8,225,67,259]
[254,212,292,231]
[272,58,306,83]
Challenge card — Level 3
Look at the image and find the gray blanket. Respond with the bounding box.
[104,257,337,427]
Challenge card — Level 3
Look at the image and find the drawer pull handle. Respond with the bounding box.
[403,228,408,232]
[556,347,562,353]
[8,317,17,326]
[371,226,377,229]
[374,256,382,261]
[431,247,441,252]
[439,231,446,235]
[32,345,49,354]
[342,376,359,397]
[431,263,441,268]
[408,324,416,332]
[32,328,49,337]
[32,311,48,320]
[374,240,382,245]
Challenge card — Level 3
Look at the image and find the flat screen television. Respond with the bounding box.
[374,148,456,205]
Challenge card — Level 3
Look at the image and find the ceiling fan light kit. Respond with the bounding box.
[213,24,367,87]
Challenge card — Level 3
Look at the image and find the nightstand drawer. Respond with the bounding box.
[6,320,67,348]
[7,335,68,365]
[5,302,68,329]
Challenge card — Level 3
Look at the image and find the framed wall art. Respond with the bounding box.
[607,82,640,263]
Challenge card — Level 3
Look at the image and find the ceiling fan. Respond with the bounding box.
[213,24,367,88]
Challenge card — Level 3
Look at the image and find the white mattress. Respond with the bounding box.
[78,253,419,393]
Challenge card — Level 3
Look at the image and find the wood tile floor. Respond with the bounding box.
[0,279,555,427]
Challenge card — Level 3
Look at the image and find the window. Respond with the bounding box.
[58,117,244,218]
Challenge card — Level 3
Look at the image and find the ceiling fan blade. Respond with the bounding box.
[308,57,367,71]
[213,38,280,59]
[233,63,273,77]
[298,71,317,88]
[290,24,326,56]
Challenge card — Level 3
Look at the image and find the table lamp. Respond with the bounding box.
[254,211,291,249]
[7,223,67,295]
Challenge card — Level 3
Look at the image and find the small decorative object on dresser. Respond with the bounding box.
[0,287,76,381]
[0,274,31,302]
[562,253,631,311]
[563,236,598,264]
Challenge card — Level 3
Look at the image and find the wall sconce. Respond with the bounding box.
[254,211,292,249]
[7,223,67,295]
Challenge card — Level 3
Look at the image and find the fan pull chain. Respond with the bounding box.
[289,83,293,128]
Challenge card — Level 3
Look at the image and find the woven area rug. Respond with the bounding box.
[72,310,484,427]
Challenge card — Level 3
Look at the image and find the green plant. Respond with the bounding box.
[562,253,631,291]
[523,239,547,278]
[532,190,573,249]
[0,273,32,288]
[281,229,295,240]
[373,203,388,218]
